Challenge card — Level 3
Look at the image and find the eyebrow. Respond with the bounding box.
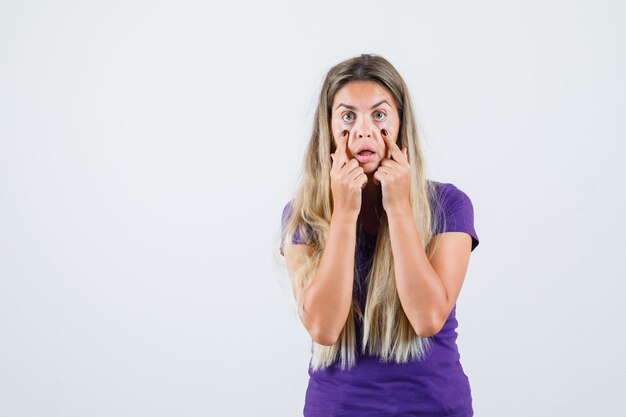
[334,99,391,111]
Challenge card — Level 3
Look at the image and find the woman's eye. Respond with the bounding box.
[341,111,385,123]
[374,111,386,121]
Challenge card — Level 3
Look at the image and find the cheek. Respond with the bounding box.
[383,142,392,158]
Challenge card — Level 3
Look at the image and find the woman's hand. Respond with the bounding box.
[373,129,411,214]
[330,130,368,218]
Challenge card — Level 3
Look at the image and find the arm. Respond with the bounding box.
[386,204,472,337]
[284,211,358,346]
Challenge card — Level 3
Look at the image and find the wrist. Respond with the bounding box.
[385,201,412,218]
[331,210,358,227]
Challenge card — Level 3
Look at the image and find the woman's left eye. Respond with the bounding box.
[374,111,386,121]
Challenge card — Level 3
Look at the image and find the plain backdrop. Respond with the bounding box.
[1,1,624,416]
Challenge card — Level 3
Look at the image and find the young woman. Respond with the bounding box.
[278,54,480,416]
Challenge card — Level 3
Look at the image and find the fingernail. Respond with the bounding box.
[381,129,388,136]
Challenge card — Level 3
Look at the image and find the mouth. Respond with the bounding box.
[355,148,377,163]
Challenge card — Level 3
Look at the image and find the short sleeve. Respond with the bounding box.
[280,200,311,256]
[436,183,480,252]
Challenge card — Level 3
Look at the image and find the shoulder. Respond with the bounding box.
[281,199,295,225]
[440,182,473,209]
[428,179,471,202]
[428,180,480,252]
[280,199,312,252]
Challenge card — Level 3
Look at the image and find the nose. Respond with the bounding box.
[355,119,374,139]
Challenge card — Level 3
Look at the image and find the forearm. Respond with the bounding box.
[302,211,357,345]
[386,204,447,337]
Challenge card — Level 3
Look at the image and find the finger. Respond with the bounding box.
[381,129,393,159]
[373,171,383,186]
[348,163,364,178]
[344,158,361,176]
[373,174,380,186]
[342,130,352,162]
[359,173,368,190]
[376,165,390,175]
[381,129,403,162]
[337,130,349,166]
[378,157,402,169]
[331,130,348,171]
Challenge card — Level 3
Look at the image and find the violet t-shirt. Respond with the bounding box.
[280,180,480,417]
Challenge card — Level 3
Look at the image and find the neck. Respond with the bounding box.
[359,176,383,222]
[362,175,381,206]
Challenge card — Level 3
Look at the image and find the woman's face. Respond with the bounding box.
[330,80,401,174]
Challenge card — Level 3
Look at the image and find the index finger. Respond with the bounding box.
[332,130,349,170]
[381,129,404,161]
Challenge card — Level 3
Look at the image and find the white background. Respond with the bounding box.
[1,1,624,416]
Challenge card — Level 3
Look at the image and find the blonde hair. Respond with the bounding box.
[274,53,447,371]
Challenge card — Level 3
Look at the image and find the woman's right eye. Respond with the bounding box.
[341,112,355,123]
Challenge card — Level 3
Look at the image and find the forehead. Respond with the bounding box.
[332,80,394,109]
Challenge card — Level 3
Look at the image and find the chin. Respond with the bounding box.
[360,163,379,172]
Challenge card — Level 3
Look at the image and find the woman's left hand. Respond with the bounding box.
[373,129,411,213]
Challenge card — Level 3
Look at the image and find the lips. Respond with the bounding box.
[356,146,376,156]
[355,152,377,163]
[355,146,377,163]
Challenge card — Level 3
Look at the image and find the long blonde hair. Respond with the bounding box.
[275,53,447,371]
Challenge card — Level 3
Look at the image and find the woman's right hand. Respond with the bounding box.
[330,130,368,218]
